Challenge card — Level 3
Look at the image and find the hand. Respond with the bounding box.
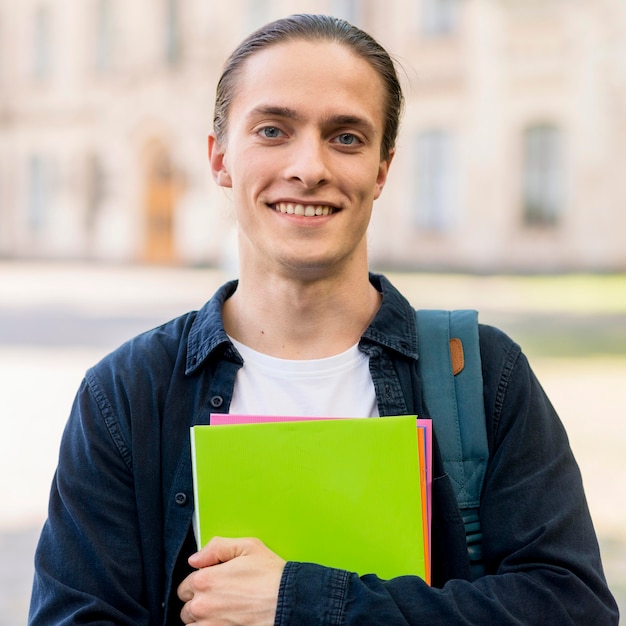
[177,536,286,625]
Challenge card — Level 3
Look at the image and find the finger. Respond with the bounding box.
[177,574,195,603]
[189,536,261,568]
[180,602,196,625]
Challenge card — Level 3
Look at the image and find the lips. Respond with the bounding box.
[272,202,335,216]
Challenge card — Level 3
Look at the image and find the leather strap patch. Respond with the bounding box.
[450,338,465,375]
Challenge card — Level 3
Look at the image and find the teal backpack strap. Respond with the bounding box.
[415,309,489,580]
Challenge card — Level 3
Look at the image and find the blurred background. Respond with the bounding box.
[2,0,626,272]
[1,0,625,623]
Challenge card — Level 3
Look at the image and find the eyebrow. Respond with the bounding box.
[248,105,378,137]
[250,105,303,121]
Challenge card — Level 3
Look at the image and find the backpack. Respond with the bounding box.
[415,309,489,581]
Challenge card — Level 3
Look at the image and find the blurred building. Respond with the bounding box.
[1,0,626,272]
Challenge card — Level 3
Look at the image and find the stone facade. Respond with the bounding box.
[1,0,625,271]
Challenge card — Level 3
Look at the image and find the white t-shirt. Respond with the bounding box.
[228,337,379,418]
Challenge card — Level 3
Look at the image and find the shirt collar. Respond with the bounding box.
[185,279,239,375]
[361,273,419,360]
[185,273,418,375]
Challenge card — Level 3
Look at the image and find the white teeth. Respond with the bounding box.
[274,202,334,216]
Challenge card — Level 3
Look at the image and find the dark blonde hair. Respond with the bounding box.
[213,14,404,160]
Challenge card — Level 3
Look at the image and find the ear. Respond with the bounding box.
[208,133,232,188]
[373,148,395,200]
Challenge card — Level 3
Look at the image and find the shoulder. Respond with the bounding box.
[76,311,201,435]
[478,323,523,375]
[87,279,237,385]
[477,323,544,447]
[477,322,526,399]
[90,310,199,383]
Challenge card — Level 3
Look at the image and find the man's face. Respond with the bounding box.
[209,40,393,280]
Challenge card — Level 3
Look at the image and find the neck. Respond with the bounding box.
[223,265,381,360]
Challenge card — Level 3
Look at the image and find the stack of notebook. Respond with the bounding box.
[191,414,431,583]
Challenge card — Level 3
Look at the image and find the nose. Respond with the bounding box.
[283,134,330,189]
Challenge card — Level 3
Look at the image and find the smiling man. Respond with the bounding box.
[30,14,618,626]
[211,38,391,362]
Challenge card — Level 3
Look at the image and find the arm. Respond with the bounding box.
[272,328,619,625]
[29,377,151,625]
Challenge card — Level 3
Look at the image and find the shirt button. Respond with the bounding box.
[210,395,224,408]
[174,492,187,506]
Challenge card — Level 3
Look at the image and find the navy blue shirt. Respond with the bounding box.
[30,274,618,624]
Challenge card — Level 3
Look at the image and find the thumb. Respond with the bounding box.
[188,536,254,568]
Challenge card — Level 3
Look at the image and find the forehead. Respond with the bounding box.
[230,40,386,131]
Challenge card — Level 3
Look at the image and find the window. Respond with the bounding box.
[28,156,55,233]
[245,0,270,31]
[421,0,460,36]
[522,124,563,227]
[85,154,106,231]
[33,5,52,79]
[329,0,362,25]
[95,0,114,72]
[413,129,457,232]
[0,18,4,87]
[28,156,46,232]
[0,170,4,247]
[165,0,181,65]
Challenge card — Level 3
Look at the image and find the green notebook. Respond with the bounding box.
[190,415,425,580]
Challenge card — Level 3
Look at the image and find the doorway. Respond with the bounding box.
[142,140,180,264]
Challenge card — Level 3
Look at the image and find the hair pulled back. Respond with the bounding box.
[213,14,404,160]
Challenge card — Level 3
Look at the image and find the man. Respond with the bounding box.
[30,14,618,625]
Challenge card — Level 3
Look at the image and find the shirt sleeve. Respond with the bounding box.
[274,326,620,625]
[29,376,151,626]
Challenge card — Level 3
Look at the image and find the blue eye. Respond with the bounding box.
[337,133,358,145]
[260,126,282,138]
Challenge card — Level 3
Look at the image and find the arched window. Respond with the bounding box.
[141,140,181,264]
